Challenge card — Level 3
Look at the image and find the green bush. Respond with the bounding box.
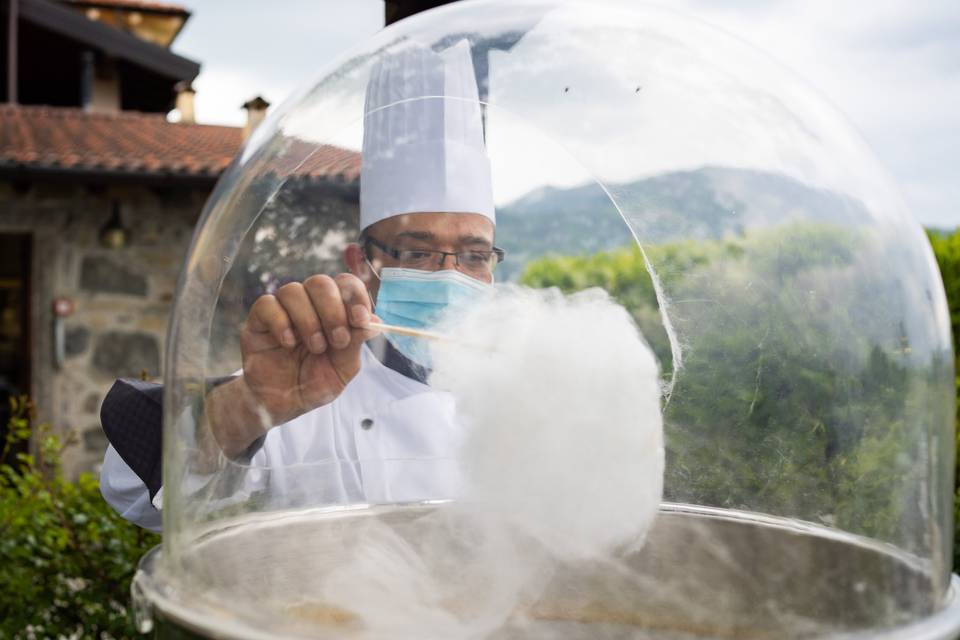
[522,223,952,561]
[0,397,160,639]
[926,229,960,571]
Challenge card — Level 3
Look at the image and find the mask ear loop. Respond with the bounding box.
[364,257,381,309]
[364,258,381,282]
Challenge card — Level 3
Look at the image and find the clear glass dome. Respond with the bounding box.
[144,1,957,637]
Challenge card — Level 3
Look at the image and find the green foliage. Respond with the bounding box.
[927,230,960,348]
[521,223,943,556]
[0,397,160,639]
[520,238,732,374]
[926,228,960,571]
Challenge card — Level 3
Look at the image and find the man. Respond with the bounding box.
[100,40,501,530]
[204,210,499,459]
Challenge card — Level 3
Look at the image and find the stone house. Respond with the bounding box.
[0,0,360,478]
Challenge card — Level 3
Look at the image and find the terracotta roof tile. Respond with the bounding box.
[0,105,361,183]
[265,138,364,183]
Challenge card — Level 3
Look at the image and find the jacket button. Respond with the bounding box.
[360,418,374,430]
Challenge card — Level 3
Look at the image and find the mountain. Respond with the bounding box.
[495,166,869,281]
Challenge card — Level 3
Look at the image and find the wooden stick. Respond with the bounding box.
[366,321,449,342]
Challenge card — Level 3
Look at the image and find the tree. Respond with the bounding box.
[521,222,950,559]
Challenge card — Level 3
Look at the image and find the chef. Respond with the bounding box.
[99,40,502,531]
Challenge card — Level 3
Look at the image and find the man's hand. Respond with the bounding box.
[239,273,380,426]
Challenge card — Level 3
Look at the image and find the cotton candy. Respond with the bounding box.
[430,285,664,559]
[318,285,665,638]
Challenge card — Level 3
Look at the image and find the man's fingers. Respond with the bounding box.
[355,313,382,342]
[335,273,373,329]
[276,282,327,354]
[304,275,351,350]
[243,274,376,359]
[245,294,296,351]
[335,275,379,349]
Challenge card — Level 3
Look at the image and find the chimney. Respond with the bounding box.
[242,96,270,140]
[175,81,196,123]
[81,51,95,110]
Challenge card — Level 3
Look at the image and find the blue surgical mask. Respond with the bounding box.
[373,267,491,367]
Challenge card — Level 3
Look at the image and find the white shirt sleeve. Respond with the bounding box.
[99,444,163,533]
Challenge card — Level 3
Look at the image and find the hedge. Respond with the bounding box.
[0,397,160,639]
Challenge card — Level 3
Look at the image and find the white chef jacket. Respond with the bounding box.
[100,344,464,532]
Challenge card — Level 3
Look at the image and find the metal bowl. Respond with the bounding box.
[132,503,960,639]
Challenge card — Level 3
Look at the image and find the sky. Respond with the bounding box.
[172,0,959,227]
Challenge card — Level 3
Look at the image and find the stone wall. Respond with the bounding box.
[0,178,360,480]
[0,181,204,479]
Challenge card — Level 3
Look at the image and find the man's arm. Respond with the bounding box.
[100,444,163,532]
[202,375,271,459]
[203,274,378,455]
[99,375,273,531]
[100,378,164,499]
[99,272,378,526]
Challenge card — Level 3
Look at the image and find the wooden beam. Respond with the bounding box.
[384,0,460,26]
[6,0,18,103]
[18,0,199,82]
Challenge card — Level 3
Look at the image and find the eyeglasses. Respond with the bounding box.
[364,235,506,277]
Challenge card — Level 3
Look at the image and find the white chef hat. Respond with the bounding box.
[359,40,495,230]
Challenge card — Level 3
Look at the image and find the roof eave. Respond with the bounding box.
[20,0,200,82]
[0,163,362,190]
[0,163,222,188]
[65,1,191,17]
